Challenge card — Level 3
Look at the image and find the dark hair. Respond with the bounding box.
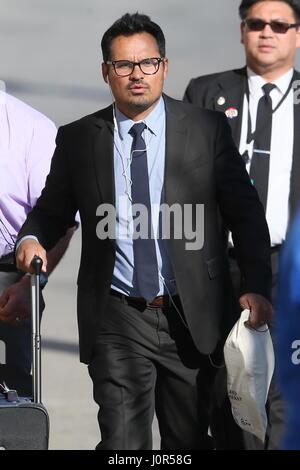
[101,12,166,62]
[239,0,300,21]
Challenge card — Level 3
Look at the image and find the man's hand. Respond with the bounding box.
[239,293,273,329]
[16,239,47,274]
[0,276,31,326]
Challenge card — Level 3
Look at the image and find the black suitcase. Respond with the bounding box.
[0,257,49,450]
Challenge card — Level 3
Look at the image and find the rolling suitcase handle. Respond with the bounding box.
[0,256,50,450]
[30,255,44,404]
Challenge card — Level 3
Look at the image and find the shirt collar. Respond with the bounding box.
[115,96,165,140]
[247,67,294,97]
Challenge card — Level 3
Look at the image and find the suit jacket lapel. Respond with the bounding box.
[211,67,247,145]
[92,106,115,208]
[89,96,193,216]
[90,98,189,209]
[163,95,188,202]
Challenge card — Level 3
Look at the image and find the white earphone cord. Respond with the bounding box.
[112,101,151,202]
[159,272,225,369]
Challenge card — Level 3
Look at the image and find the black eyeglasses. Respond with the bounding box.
[244,18,300,34]
[106,58,164,77]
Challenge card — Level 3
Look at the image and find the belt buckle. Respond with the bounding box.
[146,296,168,308]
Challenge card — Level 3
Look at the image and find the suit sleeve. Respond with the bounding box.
[214,114,272,299]
[18,126,78,251]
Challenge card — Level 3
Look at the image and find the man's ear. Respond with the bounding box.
[163,58,169,80]
[296,26,300,49]
[240,21,245,44]
[102,63,109,83]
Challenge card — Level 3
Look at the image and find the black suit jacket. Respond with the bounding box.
[184,67,300,220]
[18,95,271,363]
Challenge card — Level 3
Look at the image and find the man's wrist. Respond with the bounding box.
[15,236,39,254]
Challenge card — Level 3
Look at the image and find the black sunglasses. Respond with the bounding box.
[244,18,300,34]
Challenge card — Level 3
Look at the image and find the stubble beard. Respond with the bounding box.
[127,93,153,111]
[127,99,151,111]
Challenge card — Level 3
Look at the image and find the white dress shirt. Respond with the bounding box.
[239,68,294,245]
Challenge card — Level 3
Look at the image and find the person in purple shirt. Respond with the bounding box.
[0,89,75,395]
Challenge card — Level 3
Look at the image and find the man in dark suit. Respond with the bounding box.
[184,0,300,450]
[15,13,272,450]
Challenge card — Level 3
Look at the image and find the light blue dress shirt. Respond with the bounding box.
[111,97,176,297]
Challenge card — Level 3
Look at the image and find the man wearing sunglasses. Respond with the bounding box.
[15,12,273,449]
[184,0,300,451]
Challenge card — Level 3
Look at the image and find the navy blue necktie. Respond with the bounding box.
[250,83,276,211]
[129,122,159,302]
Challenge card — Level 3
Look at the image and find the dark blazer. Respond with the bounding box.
[184,67,300,220]
[18,95,271,363]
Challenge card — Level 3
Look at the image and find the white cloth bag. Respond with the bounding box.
[223,309,275,442]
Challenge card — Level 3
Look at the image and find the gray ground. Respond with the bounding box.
[1,0,299,450]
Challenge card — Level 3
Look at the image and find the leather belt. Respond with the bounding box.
[110,289,176,308]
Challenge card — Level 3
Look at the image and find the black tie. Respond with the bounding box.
[249,83,276,211]
[129,122,159,302]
